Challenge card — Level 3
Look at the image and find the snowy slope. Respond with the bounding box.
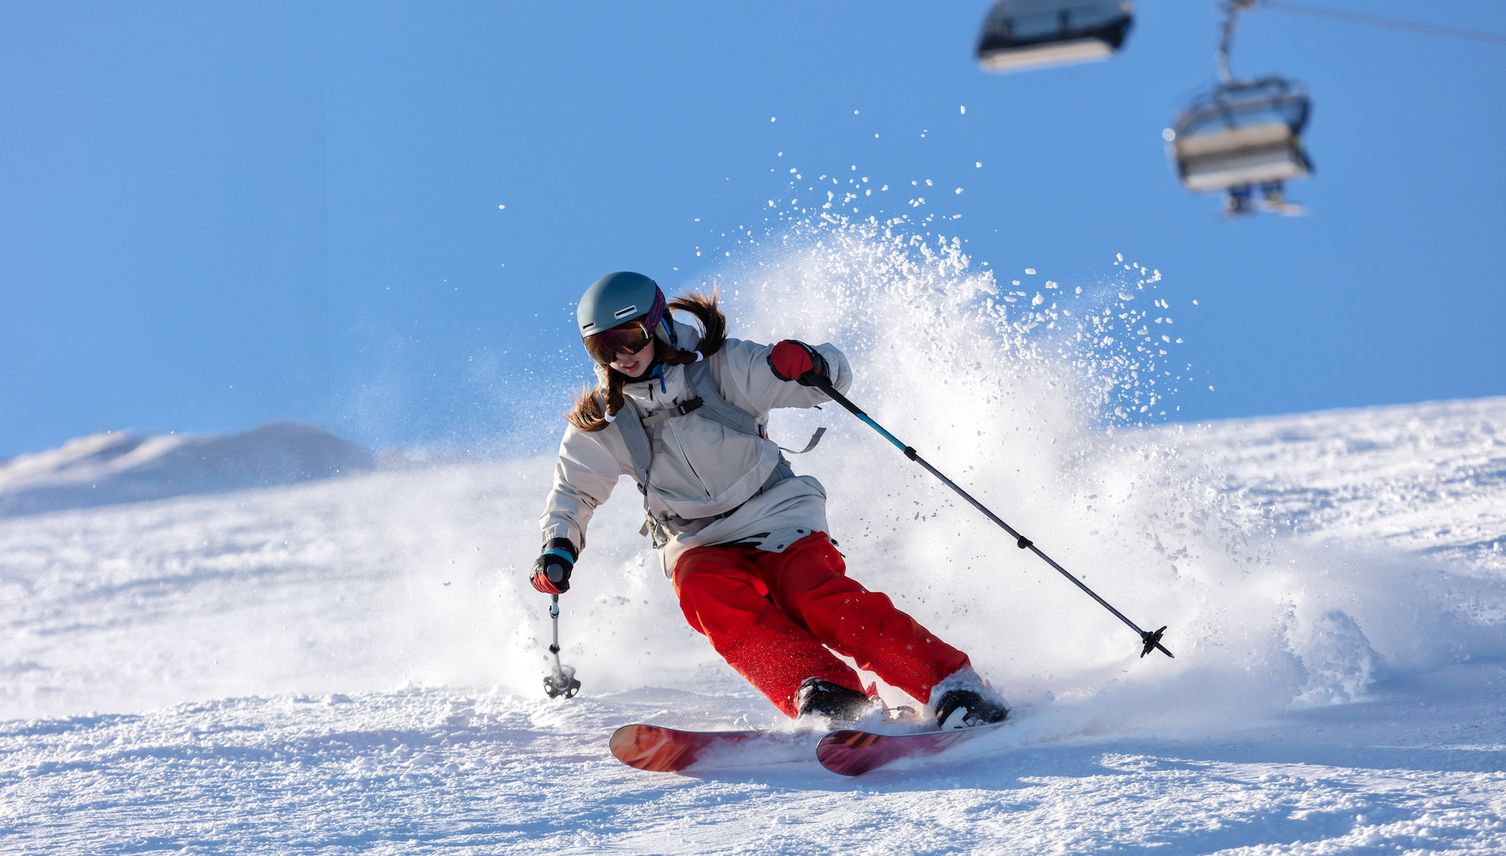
[0,422,377,518]
[3,225,1504,852]
[1176,397,1506,574]
[3,396,1503,853]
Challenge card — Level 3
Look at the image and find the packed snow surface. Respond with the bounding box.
[3,226,1504,853]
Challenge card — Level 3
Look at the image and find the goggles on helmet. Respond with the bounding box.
[584,320,655,366]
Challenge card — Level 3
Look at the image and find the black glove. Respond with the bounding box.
[530,538,577,594]
[767,340,830,387]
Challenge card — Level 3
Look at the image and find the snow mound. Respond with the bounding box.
[1287,609,1379,705]
[0,422,377,517]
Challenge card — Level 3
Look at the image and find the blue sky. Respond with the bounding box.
[3,1,1504,457]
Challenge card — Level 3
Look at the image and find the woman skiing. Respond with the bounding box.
[531,271,1008,729]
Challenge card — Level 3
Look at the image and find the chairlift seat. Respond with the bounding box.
[977,0,1134,73]
[1169,77,1315,194]
[1176,127,1311,192]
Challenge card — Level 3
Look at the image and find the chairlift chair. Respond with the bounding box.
[1167,76,1314,211]
[976,0,1134,73]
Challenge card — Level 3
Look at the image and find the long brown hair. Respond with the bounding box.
[566,292,727,432]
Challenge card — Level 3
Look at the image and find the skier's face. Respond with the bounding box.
[610,338,655,378]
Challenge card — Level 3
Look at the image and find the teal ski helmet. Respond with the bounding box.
[577,272,668,362]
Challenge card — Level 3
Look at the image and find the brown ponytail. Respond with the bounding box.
[565,291,728,432]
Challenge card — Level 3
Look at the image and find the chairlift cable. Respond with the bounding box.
[1258,0,1506,48]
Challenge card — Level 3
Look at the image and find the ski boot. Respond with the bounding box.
[928,667,1009,730]
[795,678,878,725]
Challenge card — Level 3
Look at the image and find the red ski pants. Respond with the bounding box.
[672,531,970,717]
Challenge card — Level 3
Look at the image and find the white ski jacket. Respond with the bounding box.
[539,318,852,577]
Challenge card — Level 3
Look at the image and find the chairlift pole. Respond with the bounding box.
[1217,0,1257,83]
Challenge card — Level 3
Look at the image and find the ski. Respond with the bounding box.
[609,723,818,773]
[816,722,1009,776]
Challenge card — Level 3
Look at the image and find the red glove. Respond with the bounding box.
[768,340,829,387]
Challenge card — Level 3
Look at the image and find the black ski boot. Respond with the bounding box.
[929,667,1010,730]
[933,689,1009,730]
[795,678,876,724]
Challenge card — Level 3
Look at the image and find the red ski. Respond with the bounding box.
[816,722,1009,776]
[609,723,817,773]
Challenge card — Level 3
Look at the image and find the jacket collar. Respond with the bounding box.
[621,317,701,411]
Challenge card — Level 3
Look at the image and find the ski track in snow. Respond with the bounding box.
[3,395,1504,854]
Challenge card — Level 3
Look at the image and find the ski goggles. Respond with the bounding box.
[584,320,654,365]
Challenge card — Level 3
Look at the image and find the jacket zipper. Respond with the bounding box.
[667,419,714,500]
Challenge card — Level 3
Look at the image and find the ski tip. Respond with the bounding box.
[610,723,815,774]
[610,723,692,773]
[816,729,885,776]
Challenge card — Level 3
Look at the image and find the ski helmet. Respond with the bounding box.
[577,272,668,363]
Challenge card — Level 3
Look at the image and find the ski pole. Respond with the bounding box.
[812,377,1173,659]
[542,593,582,698]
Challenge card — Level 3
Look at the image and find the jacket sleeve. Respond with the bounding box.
[714,337,853,416]
[538,424,623,554]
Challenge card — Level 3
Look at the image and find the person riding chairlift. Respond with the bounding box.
[529,271,1009,729]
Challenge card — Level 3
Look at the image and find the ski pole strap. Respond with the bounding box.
[778,426,827,455]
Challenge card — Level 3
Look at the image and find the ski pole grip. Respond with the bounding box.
[546,563,566,584]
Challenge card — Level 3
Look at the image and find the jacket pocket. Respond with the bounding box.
[649,411,777,518]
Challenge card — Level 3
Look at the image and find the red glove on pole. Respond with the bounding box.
[768,340,829,386]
